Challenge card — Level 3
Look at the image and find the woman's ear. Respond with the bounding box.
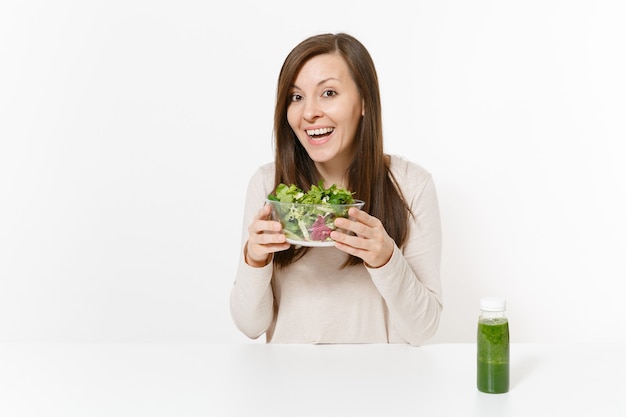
[361,99,365,116]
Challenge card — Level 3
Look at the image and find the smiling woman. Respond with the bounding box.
[286,53,364,177]
[230,33,443,346]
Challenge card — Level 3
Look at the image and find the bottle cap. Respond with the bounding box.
[480,297,506,311]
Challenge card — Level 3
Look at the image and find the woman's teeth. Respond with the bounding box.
[306,127,334,138]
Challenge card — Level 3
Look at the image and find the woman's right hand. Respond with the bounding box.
[244,204,290,267]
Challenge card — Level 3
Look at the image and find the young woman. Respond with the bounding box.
[230,33,442,346]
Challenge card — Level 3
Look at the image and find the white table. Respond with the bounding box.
[1,343,624,416]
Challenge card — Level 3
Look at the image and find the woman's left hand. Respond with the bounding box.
[331,208,395,268]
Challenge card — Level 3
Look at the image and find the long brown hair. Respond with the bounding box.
[273,33,410,268]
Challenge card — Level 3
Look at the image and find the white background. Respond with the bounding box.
[1,0,625,344]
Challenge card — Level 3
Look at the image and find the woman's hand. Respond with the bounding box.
[331,208,395,268]
[245,204,290,268]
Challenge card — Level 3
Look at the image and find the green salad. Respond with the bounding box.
[267,182,360,242]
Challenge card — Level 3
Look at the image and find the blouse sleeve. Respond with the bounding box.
[367,172,443,346]
[229,166,276,340]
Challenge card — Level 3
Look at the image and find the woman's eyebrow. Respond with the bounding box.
[317,77,341,86]
[291,78,342,91]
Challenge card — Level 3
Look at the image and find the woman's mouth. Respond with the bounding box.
[306,127,334,140]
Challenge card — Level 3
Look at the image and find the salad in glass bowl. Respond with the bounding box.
[266,182,365,247]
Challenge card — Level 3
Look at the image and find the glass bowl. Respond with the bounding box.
[266,199,365,247]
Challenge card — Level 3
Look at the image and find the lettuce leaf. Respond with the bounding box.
[267,181,355,205]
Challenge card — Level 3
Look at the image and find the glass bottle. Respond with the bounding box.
[477,297,509,393]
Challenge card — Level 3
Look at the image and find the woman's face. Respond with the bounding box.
[287,53,364,172]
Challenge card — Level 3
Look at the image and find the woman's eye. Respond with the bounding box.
[322,90,337,98]
[290,93,303,102]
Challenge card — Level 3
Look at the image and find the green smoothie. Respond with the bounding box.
[477,318,509,393]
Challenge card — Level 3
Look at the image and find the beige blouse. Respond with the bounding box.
[230,155,443,346]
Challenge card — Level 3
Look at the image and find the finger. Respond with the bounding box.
[333,238,369,259]
[331,229,367,249]
[249,219,282,235]
[246,240,290,266]
[253,230,287,245]
[334,216,372,239]
[255,204,273,220]
[247,233,288,261]
[348,207,381,228]
[333,231,393,268]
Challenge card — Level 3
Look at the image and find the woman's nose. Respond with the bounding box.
[303,99,322,121]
